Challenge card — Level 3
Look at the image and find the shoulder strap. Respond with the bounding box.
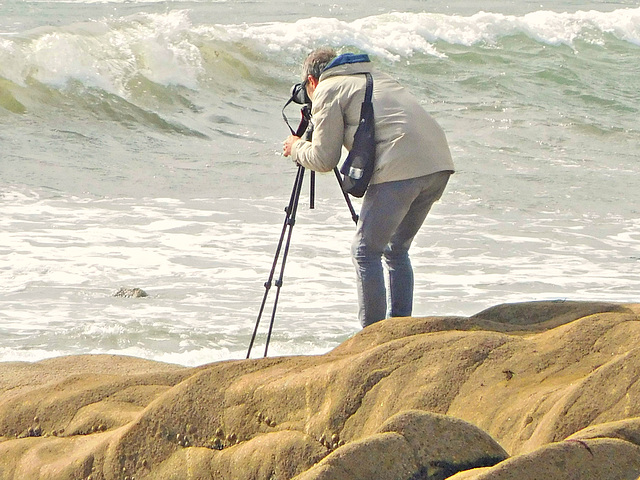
[364,73,373,104]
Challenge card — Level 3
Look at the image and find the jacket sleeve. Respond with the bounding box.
[291,85,345,173]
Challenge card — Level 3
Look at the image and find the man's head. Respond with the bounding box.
[301,47,336,81]
[301,47,336,99]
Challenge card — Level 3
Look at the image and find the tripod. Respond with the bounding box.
[246,164,359,359]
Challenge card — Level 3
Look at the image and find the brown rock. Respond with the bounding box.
[448,438,640,479]
[0,301,639,480]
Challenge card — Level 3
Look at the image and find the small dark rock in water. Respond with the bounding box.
[113,287,148,298]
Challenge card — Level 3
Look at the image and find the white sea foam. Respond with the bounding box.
[2,183,639,366]
[0,190,361,363]
[2,7,638,94]
[2,11,203,94]
[207,8,640,60]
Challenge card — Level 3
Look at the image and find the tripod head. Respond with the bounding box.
[281,83,315,209]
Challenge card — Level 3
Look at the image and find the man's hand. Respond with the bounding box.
[282,135,300,158]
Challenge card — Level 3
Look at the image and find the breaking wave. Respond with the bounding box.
[1,8,638,96]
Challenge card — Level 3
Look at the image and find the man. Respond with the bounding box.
[283,47,454,328]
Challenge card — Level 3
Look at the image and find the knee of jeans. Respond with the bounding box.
[350,240,364,261]
[351,239,382,263]
[384,250,409,264]
[384,245,410,263]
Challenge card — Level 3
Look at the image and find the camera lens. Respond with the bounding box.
[291,82,311,105]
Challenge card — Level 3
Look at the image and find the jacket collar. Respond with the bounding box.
[319,53,373,81]
[323,53,370,71]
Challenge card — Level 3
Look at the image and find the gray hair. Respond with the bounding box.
[301,47,337,81]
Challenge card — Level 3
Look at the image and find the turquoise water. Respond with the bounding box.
[1,1,639,365]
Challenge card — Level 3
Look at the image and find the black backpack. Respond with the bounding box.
[340,73,375,198]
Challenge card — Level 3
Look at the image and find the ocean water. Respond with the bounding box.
[1,0,639,365]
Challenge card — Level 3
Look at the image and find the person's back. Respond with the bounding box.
[313,60,454,185]
[370,70,454,183]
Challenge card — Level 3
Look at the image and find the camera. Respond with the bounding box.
[290,82,311,105]
[282,81,313,138]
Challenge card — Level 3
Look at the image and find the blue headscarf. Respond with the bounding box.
[323,53,371,72]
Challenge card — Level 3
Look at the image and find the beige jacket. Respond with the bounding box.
[291,61,454,185]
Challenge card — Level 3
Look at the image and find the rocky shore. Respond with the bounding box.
[1,300,640,480]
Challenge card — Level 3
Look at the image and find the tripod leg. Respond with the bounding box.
[263,166,305,357]
[247,165,305,359]
[248,166,357,358]
[310,171,315,210]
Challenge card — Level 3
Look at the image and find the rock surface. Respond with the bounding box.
[1,300,640,480]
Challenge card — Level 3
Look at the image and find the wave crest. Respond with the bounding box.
[0,8,637,100]
[1,11,202,96]
[199,7,640,62]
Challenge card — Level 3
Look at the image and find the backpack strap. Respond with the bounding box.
[364,73,373,104]
[340,72,376,198]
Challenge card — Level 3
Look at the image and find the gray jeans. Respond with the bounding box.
[351,170,451,327]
